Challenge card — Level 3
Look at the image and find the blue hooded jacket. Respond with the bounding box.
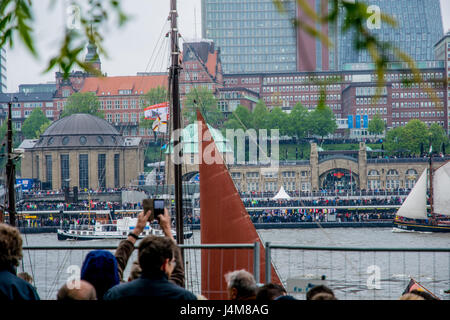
[81,250,120,299]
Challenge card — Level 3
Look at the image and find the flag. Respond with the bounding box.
[403,278,420,295]
[402,278,439,299]
[144,102,169,120]
[429,144,433,154]
[152,113,168,133]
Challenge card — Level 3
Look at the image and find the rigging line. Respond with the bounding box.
[47,248,71,299]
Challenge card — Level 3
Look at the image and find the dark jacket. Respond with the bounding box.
[103,270,197,300]
[0,266,40,300]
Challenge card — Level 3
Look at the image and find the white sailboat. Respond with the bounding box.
[394,159,450,232]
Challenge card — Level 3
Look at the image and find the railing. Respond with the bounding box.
[20,243,450,300]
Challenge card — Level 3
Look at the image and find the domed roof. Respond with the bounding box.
[42,113,119,137]
[34,113,123,148]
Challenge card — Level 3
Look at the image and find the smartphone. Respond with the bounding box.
[153,199,165,218]
[142,199,155,221]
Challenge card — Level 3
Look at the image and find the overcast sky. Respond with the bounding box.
[5,0,450,92]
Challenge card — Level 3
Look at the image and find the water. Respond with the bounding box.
[19,228,450,300]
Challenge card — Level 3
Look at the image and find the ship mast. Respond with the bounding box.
[6,99,17,226]
[169,0,184,244]
[428,147,436,225]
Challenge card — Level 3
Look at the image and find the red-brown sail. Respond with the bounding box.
[197,111,282,300]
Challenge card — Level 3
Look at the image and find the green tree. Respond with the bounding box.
[429,123,449,154]
[400,120,429,155]
[252,100,270,131]
[182,87,224,127]
[267,107,289,135]
[368,113,385,136]
[308,103,337,140]
[222,105,253,131]
[287,103,310,140]
[384,126,404,154]
[61,92,103,118]
[21,108,51,139]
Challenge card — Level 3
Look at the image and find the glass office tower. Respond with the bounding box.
[337,0,443,69]
[201,0,297,74]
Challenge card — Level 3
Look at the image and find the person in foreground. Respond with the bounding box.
[306,284,337,300]
[57,280,97,300]
[225,269,257,300]
[103,210,197,300]
[0,223,40,300]
[114,208,185,286]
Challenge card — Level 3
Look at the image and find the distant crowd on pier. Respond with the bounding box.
[242,196,404,208]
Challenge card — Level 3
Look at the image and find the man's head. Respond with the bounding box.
[306,285,335,300]
[57,280,97,300]
[256,283,287,301]
[224,269,257,300]
[0,223,23,269]
[138,235,177,277]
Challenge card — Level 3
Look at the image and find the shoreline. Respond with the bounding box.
[18,221,394,234]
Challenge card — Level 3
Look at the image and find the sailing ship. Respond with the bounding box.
[394,155,450,233]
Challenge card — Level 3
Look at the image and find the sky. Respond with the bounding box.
[4,0,450,93]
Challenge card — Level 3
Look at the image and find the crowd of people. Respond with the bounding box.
[239,189,412,198]
[0,212,439,301]
[248,210,394,223]
[17,201,141,212]
[242,196,404,208]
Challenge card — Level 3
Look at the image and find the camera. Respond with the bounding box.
[142,199,165,221]
[153,199,165,218]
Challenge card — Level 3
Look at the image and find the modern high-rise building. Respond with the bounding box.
[201,0,297,74]
[202,0,444,73]
[336,0,444,70]
[0,47,6,92]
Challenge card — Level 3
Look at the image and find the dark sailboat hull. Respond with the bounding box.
[394,221,450,233]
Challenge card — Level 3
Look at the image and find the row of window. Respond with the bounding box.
[392,101,445,109]
[392,81,445,90]
[100,99,141,110]
[392,111,445,118]
[356,97,388,105]
[392,121,445,127]
[237,181,312,193]
[263,85,341,93]
[355,108,387,115]
[105,113,140,123]
[232,171,310,179]
[392,91,445,99]
[43,154,120,189]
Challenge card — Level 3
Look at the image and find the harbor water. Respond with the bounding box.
[19,227,450,300]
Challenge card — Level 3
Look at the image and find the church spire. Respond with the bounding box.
[85,26,101,74]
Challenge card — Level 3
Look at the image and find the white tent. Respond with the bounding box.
[272,186,291,200]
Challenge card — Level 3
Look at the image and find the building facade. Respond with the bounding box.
[202,0,443,73]
[19,114,145,190]
[228,142,447,193]
[201,0,297,74]
[336,0,443,71]
[224,60,448,133]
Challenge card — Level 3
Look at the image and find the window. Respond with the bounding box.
[114,154,120,188]
[79,154,89,189]
[98,154,106,189]
[61,155,70,189]
[45,155,52,188]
